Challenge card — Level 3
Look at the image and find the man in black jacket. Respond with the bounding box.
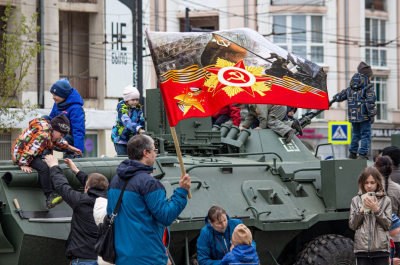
[44,154,108,265]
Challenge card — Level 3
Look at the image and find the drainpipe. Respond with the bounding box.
[39,0,44,107]
[244,0,248,27]
[344,0,349,85]
[155,0,159,31]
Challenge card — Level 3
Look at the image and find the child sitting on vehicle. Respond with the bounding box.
[11,114,82,209]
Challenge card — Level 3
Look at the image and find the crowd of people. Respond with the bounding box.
[349,146,400,265]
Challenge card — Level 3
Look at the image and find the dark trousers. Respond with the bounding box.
[212,114,231,126]
[349,120,372,155]
[114,143,128,156]
[395,242,400,258]
[30,156,53,198]
[356,257,389,265]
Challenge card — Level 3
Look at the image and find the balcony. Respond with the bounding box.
[58,0,97,3]
[270,0,324,5]
[60,75,97,99]
[365,0,386,11]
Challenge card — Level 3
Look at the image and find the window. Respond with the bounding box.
[365,18,387,67]
[0,132,11,160]
[272,15,324,63]
[371,77,387,121]
[365,0,387,11]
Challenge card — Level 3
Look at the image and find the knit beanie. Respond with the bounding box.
[382,146,400,166]
[50,114,70,134]
[357,62,373,78]
[50,78,72,99]
[232,224,252,246]
[391,214,400,231]
[123,85,140,101]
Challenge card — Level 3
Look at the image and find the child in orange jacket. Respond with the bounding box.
[11,114,81,209]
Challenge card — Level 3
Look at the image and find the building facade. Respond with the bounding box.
[0,0,398,160]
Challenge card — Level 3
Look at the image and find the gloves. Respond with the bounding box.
[370,117,375,124]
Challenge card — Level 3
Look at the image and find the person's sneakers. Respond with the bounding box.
[291,119,303,136]
[357,153,369,160]
[348,152,358,159]
[46,192,64,209]
[285,129,296,144]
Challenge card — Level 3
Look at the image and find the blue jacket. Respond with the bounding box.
[50,88,85,152]
[111,100,145,145]
[221,245,260,265]
[107,159,188,265]
[197,215,256,265]
[333,73,376,123]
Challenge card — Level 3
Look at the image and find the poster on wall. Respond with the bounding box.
[105,0,134,97]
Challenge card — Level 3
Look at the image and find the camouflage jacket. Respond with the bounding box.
[333,73,377,123]
[111,100,145,145]
[12,118,69,166]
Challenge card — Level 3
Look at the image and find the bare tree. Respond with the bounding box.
[0,2,42,132]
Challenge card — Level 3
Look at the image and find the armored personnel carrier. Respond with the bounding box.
[0,90,367,265]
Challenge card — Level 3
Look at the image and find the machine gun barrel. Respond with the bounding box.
[299,99,337,128]
[1,158,125,190]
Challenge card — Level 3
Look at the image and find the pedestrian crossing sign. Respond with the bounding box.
[328,121,351,144]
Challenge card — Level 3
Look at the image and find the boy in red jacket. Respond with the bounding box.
[212,104,241,127]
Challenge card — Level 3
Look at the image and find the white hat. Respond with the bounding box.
[123,85,140,101]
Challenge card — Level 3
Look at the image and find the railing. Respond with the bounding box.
[58,0,97,3]
[60,75,98,99]
[270,0,325,5]
[365,0,386,11]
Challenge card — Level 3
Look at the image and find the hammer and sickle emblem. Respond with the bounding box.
[212,38,230,47]
[227,71,246,82]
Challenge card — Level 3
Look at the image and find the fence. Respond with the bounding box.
[60,75,98,99]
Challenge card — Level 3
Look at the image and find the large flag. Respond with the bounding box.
[146,28,328,127]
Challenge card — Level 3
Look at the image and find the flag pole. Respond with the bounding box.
[170,126,192,199]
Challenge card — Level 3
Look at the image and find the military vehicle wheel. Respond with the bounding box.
[295,234,355,265]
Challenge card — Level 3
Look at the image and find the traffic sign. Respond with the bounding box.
[328,121,351,144]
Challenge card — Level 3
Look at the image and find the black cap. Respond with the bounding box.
[50,114,70,134]
[357,61,373,78]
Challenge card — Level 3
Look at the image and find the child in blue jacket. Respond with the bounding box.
[221,224,259,265]
[390,214,400,265]
[49,78,85,158]
[333,62,376,160]
[111,85,145,155]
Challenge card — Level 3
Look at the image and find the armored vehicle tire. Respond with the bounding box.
[295,234,355,265]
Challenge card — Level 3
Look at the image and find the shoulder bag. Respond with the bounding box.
[94,180,128,263]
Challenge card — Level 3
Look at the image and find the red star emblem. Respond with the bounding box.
[205,60,271,97]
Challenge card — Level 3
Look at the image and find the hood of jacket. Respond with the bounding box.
[116,159,154,181]
[87,187,107,199]
[349,73,371,91]
[231,245,259,263]
[56,88,84,110]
